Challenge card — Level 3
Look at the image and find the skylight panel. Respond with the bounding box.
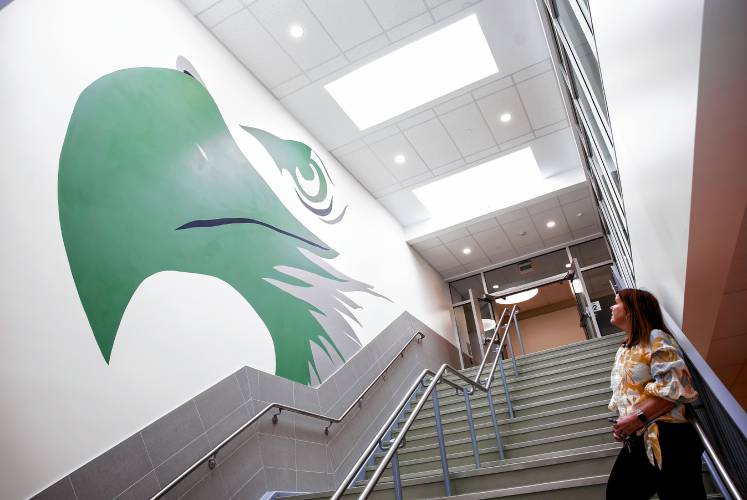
[325,14,498,130]
[412,148,543,219]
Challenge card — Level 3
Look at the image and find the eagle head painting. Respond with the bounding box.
[58,66,385,385]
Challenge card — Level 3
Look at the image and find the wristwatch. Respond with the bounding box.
[636,410,647,424]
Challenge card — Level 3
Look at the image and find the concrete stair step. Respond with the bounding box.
[403,399,612,439]
[369,427,615,478]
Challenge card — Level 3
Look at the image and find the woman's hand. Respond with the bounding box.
[613,414,643,438]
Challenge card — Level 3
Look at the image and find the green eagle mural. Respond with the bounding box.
[58,66,385,385]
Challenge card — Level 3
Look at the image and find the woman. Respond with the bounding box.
[606,288,705,499]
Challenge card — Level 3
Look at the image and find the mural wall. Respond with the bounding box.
[0,1,453,498]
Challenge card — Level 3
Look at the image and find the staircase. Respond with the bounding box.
[293,334,721,499]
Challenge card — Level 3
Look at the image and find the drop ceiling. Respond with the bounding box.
[180,0,602,278]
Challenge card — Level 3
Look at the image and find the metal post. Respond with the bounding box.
[463,391,481,468]
[498,356,515,419]
[486,391,505,460]
[702,452,734,500]
[431,385,452,496]
[513,311,526,356]
[391,451,404,500]
[504,322,519,376]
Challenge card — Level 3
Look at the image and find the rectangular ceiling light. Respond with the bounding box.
[325,14,498,130]
[412,148,543,220]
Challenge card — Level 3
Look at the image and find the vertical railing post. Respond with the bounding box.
[498,355,515,419]
[504,321,520,377]
[463,390,480,468]
[431,383,452,496]
[391,450,404,500]
[513,312,526,356]
[486,390,505,460]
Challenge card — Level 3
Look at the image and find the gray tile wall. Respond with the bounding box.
[31,312,459,500]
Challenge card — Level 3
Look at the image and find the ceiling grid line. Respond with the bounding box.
[510,73,538,139]
[301,0,350,62]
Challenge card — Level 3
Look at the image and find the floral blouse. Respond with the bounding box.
[608,329,699,468]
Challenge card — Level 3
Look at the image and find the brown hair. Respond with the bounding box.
[617,288,670,347]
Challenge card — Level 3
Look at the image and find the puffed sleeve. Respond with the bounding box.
[644,330,698,403]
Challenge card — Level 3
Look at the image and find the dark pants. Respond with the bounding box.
[606,422,706,500]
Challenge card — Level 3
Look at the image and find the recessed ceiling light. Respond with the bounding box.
[576,212,584,217]
[546,220,556,228]
[394,154,406,165]
[565,263,572,268]
[499,112,512,123]
[519,230,528,236]
[462,247,472,255]
[289,24,304,38]
[492,284,499,289]
[325,15,498,129]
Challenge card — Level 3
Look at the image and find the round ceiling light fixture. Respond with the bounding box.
[394,154,406,164]
[289,24,304,38]
[495,288,538,304]
[576,212,584,217]
[499,112,512,123]
[462,247,472,255]
[492,284,499,289]
[565,263,572,268]
[546,220,556,228]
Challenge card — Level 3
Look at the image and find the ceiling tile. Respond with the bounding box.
[503,217,542,248]
[471,76,514,100]
[535,119,568,138]
[182,0,220,14]
[516,71,566,129]
[514,240,545,256]
[463,257,492,274]
[442,265,467,278]
[444,236,488,265]
[366,0,428,30]
[431,0,476,21]
[496,207,530,224]
[272,73,312,98]
[403,119,461,168]
[250,0,341,71]
[420,245,461,269]
[434,93,474,115]
[331,140,366,157]
[388,12,433,42]
[432,157,466,176]
[363,125,400,144]
[464,145,499,164]
[531,207,571,242]
[561,197,596,230]
[473,227,513,255]
[337,147,397,192]
[368,133,429,181]
[476,86,532,143]
[500,132,534,152]
[305,54,349,81]
[543,233,573,247]
[212,10,302,88]
[411,237,442,251]
[513,58,553,83]
[527,197,560,215]
[306,0,383,50]
[466,218,499,234]
[399,109,437,130]
[197,0,244,27]
[487,248,519,265]
[439,102,496,156]
[572,224,601,239]
[558,185,591,205]
[439,227,470,242]
[399,171,435,188]
[344,33,390,61]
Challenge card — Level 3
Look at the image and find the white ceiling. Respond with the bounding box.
[410,185,602,278]
[180,0,600,278]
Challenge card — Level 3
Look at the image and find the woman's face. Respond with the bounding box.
[610,294,628,327]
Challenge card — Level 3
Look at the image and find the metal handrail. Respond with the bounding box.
[660,309,746,499]
[474,305,519,386]
[150,331,426,500]
[333,327,521,499]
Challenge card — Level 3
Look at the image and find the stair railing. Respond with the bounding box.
[150,331,425,500]
[660,309,747,499]
[332,331,522,499]
[473,304,520,419]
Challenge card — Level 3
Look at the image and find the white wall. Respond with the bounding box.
[0,1,453,498]
[589,0,704,325]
